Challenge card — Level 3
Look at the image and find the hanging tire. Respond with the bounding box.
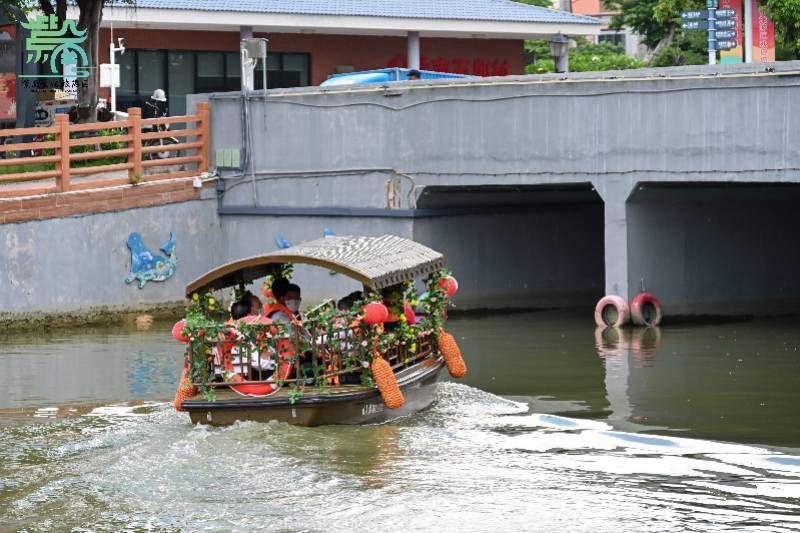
[594,295,630,327]
[630,292,662,327]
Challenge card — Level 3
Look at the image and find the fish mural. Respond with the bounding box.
[125,232,177,288]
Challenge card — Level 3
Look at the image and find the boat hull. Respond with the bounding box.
[184,358,444,427]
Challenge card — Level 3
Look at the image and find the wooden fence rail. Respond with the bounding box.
[0,102,210,198]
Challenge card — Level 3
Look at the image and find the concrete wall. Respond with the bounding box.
[0,194,221,322]
[413,206,605,309]
[627,184,800,315]
[208,62,800,185]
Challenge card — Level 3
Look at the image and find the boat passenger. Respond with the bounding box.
[266,282,303,327]
[337,291,363,313]
[244,291,263,316]
[230,300,251,321]
[264,280,313,378]
[331,291,364,384]
[215,299,276,380]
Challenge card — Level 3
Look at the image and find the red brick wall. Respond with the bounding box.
[0,178,213,224]
[99,28,525,85]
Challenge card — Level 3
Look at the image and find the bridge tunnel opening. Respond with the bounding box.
[412,184,605,311]
[627,183,800,317]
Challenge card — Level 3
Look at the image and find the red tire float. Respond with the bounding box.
[630,292,662,327]
[224,315,293,398]
[594,295,630,328]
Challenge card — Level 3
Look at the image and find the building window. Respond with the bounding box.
[114,49,310,114]
[255,52,310,89]
[598,32,625,48]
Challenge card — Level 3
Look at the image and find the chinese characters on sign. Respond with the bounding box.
[21,78,88,89]
[751,0,775,62]
[387,54,511,76]
[20,15,90,78]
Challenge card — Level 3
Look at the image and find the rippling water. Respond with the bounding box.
[2,312,800,531]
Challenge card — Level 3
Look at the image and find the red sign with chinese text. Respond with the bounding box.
[751,0,775,62]
[387,54,510,76]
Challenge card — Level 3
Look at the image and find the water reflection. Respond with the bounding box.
[2,312,799,447]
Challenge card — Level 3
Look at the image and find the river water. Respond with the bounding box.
[1,310,799,532]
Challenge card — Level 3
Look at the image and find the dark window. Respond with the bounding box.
[598,33,625,48]
[168,51,195,117]
[116,49,310,114]
[254,52,310,89]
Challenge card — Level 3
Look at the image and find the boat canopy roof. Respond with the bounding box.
[185,234,446,296]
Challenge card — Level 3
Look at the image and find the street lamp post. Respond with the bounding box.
[550,33,570,74]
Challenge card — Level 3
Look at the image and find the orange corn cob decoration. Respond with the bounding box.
[174,365,198,412]
[371,354,405,409]
[439,330,467,378]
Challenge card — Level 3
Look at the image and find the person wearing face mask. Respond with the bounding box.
[264,280,314,380]
[265,279,303,330]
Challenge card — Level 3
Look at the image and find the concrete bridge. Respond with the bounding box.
[2,61,799,322]
[199,61,800,317]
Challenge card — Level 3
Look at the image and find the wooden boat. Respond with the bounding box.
[173,234,465,426]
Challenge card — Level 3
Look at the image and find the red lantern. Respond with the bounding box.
[404,302,417,325]
[363,302,389,325]
[244,315,272,325]
[438,276,459,298]
[171,319,188,343]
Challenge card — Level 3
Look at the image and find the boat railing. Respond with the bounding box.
[190,322,436,389]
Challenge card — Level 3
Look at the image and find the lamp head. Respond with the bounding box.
[549,33,569,60]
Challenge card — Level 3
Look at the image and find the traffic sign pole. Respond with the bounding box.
[682,2,741,63]
[708,6,717,65]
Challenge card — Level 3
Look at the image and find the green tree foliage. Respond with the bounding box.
[762,0,800,59]
[606,0,707,65]
[525,39,644,73]
[511,0,555,7]
[650,29,708,67]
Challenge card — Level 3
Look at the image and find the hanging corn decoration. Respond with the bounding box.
[174,365,198,412]
[438,329,467,378]
[371,354,405,409]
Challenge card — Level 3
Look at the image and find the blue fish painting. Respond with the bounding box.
[125,232,177,288]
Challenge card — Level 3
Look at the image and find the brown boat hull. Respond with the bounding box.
[184,358,445,427]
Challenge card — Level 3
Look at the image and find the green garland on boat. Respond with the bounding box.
[180,270,453,403]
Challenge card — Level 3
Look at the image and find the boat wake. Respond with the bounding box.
[1,384,799,532]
